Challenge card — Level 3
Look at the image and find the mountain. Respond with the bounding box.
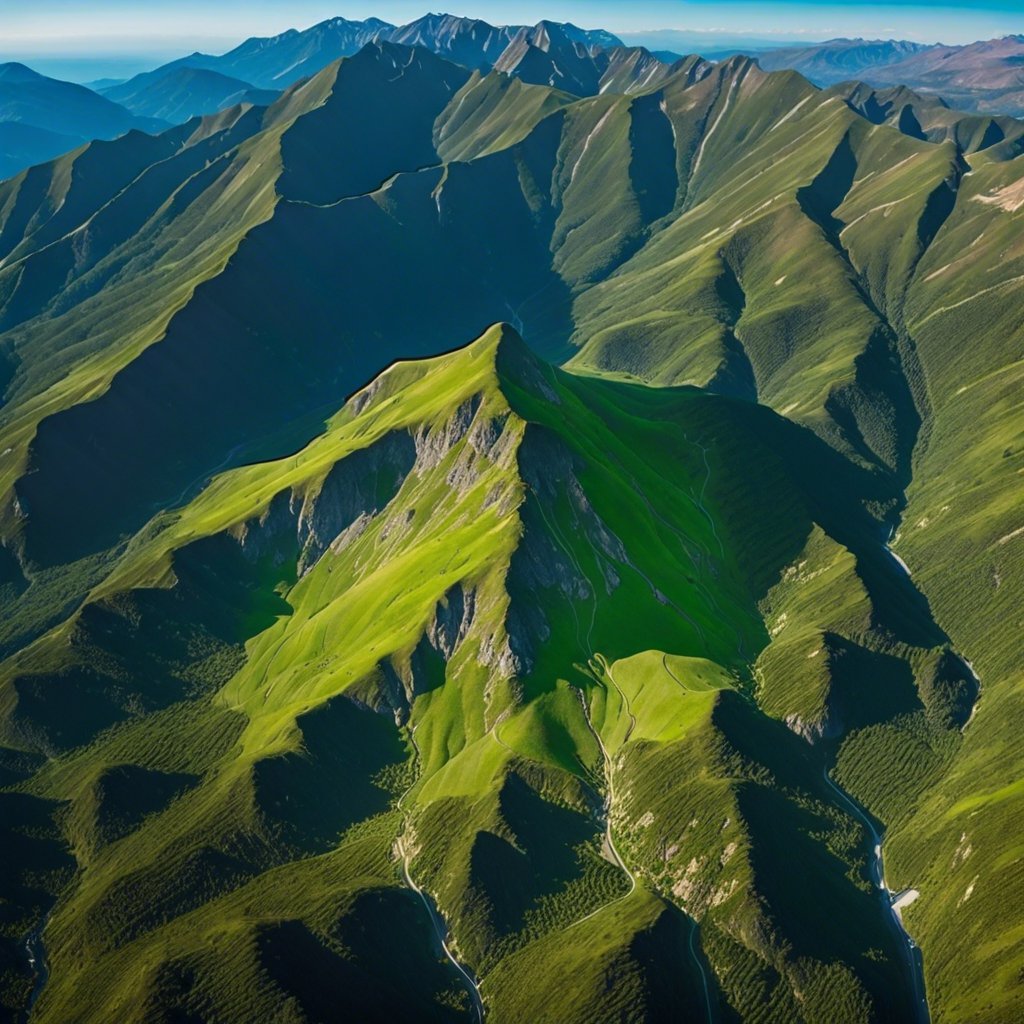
[620,29,813,54]
[551,21,623,51]
[866,35,1024,116]
[174,15,395,89]
[0,121,79,180]
[0,320,964,1023]
[99,66,279,123]
[83,78,127,91]
[832,81,1024,156]
[752,35,1024,117]
[139,14,630,97]
[493,22,683,96]
[0,38,1023,1024]
[385,13,523,70]
[754,38,937,84]
[0,62,166,150]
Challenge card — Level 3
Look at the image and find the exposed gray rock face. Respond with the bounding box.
[428,584,477,660]
[379,637,441,713]
[448,407,521,497]
[784,708,843,743]
[414,395,482,471]
[468,411,510,456]
[348,376,384,416]
[329,511,373,555]
[228,431,416,574]
[369,578,527,722]
[567,474,628,564]
[230,490,296,563]
[297,433,417,573]
[499,605,539,677]
[517,425,626,590]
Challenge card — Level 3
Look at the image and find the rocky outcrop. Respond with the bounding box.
[228,431,416,574]
[784,707,844,743]
[413,396,482,471]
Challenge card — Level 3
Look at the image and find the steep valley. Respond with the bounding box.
[0,36,1022,1024]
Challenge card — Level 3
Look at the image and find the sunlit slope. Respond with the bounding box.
[0,40,1022,1023]
[2,47,1019,586]
[568,59,964,477]
[0,325,972,1022]
[831,81,1024,157]
[0,49,700,596]
[844,145,1024,1024]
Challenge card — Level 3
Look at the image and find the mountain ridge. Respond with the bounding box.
[137,12,625,92]
[0,34,1022,1024]
[1,321,959,1021]
[99,66,279,122]
[754,34,1024,115]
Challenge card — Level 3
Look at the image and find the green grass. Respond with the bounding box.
[0,38,1022,1023]
[1,324,968,1022]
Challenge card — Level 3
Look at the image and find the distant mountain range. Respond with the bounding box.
[114,23,1024,122]
[99,67,279,123]
[0,62,166,177]
[0,14,681,180]
[753,35,1024,115]
[151,14,624,92]
[754,37,934,80]
[3,13,1024,183]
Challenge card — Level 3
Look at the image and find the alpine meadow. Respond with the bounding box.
[0,6,1022,1024]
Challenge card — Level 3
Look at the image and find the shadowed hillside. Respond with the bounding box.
[0,36,1022,1024]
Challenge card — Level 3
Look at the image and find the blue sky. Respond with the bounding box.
[3,1,1021,61]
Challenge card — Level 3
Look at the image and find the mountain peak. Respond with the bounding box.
[0,62,45,84]
[488,323,559,401]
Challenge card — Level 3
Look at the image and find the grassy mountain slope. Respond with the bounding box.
[2,325,969,1023]
[831,82,1024,157]
[0,40,1022,1023]
[862,144,1024,1022]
